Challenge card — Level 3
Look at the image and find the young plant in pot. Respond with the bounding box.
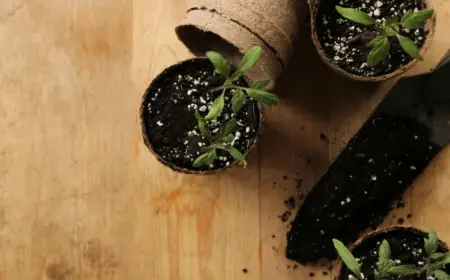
[311,0,435,81]
[140,46,279,174]
[333,227,450,280]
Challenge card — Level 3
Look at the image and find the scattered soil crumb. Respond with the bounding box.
[297,193,306,201]
[293,264,299,270]
[398,218,405,225]
[283,175,288,180]
[320,133,330,145]
[296,179,304,189]
[243,268,248,274]
[280,211,292,222]
[323,271,329,276]
[309,272,315,277]
[272,234,276,239]
[284,196,297,210]
[407,213,412,219]
[396,201,406,208]
[306,158,313,164]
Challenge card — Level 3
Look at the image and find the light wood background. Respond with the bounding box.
[0,0,449,279]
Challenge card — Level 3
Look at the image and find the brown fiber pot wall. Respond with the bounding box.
[175,0,301,89]
[308,0,437,81]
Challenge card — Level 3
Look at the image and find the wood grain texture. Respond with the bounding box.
[0,0,449,279]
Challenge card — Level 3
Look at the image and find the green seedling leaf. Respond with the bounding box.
[245,88,279,106]
[193,149,217,168]
[250,80,270,90]
[368,35,387,47]
[220,146,247,167]
[397,34,423,60]
[231,89,246,113]
[206,51,231,78]
[387,265,420,275]
[205,93,225,121]
[333,239,362,279]
[425,228,438,255]
[433,253,446,260]
[401,9,434,29]
[220,118,237,139]
[221,134,234,143]
[384,17,400,35]
[231,45,264,81]
[195,111,210,139]
[401,10,413,24]
[336,6,376,25]
[431,253,450,269]
[367,36,390,67]
[434,270,450,280]
[379,240,391,267]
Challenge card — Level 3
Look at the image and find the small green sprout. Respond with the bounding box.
[335,6,434,66]
[193,46,279,168]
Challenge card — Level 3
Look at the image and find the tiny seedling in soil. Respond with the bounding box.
[335,5,433,66]
[142,46,277,172]
[333,228,450,280]
[193,46,279,168]
[317,0,433,76]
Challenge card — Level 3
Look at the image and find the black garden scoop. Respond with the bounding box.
[286,51,450,264]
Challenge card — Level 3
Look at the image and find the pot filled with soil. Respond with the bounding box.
[333,227,450,280]
[140,46,279,174]
[309,0,436,81]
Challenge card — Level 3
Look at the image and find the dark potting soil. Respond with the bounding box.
[286,115,441,264]
[338,228,449,280]
[317,0,428,76]
[142,59,260,171]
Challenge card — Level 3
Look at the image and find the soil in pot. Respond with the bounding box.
[317,0,428,77]
[338,228,450,280]
[286,114,441,264]
[141,58,261,172]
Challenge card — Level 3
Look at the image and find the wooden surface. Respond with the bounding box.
[0,0,450,279]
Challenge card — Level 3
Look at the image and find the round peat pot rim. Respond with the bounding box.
[139,57,264,175]
[310,0,437,82]
[335,226,449,280]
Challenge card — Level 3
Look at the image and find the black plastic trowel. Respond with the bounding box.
[286,51,450,264]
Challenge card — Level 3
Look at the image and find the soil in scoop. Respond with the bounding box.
[286,115,441,264]
[142,59,260,171]
[338,228,449,280]
[317,0,428,77]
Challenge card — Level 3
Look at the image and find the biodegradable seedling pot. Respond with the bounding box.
[335,227,450,280]
[309,0,436,81]
[175,0,301,89]
[140,58,263,175]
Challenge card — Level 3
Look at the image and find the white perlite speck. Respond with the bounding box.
[373,9,381,17]
[375,1,383,7]
[156,121,163,127]
[199,105,207,112]
[334,56,340,61]
[200,97,207,104]
[346,197,351,203]
[410,166,417,170]
[371,175,377,181]
[246,127,250,133]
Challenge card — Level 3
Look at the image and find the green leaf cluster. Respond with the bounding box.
[335,6,434,66]
[193,113,247,168]
[333,229,450,280]
[192,46,280,168]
